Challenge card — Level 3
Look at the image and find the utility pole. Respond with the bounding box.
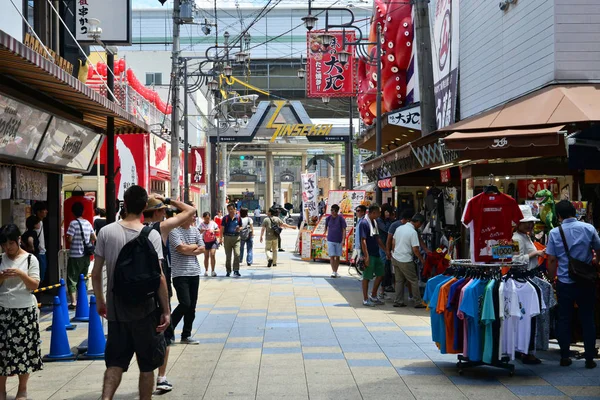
[170,0,181,199]
[183,58,189,203]
[413,0,437,136]
[375,24,382,205]
[106,51,116,223]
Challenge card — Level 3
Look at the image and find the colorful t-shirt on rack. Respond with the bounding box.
[481,279,497,364]
[456,279,476,358]
[450,278,471,352]
[446,278,466,353]
[424,275,453,349]
[501,279,522,360]
[532,277,556,351]
[513,280,541,354]
[436,277,459,354]
[462,193,523,263]
[459,279,488,362]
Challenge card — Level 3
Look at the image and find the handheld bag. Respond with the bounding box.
[270,217,282,237]
[113,226,162,304]
[558,225,597,283]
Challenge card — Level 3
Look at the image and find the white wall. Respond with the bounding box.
[0,0,24,42]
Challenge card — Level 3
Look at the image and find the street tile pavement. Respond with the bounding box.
[9,229,600,399]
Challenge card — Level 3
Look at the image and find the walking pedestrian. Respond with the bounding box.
[91,185,170,400]
[254,207,261,224]
[198,212,219,277]
[546,200,600,369]
[169,210,204,345]
[324,204,347,278]
[391,214,427,308]
[261,208,297,268]
[239,208,254,267]
[142,195,196,393]
[0,224,43,400]
[220,204,243,277]
[66,201,96,309]
[93,208,107,235]
[352,205,367,261]
[359,204,390,307]
[32,202,48,283]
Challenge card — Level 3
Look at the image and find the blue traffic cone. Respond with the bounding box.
[79,295,105,360]
[72,274,89,322]
[43,296,75,362]
[59,278,76,330]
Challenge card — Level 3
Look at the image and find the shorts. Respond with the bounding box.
[106,310,166,372]
[205,241,219,250]
[327,241,343,257]
[363,256,385,280]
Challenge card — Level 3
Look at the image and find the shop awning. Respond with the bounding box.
[444,125,566,151]
[439,84,600,133]
[0,30,148,133]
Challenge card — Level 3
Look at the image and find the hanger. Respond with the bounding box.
[484,174,499,194]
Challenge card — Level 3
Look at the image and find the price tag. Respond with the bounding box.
[492,245,514,260]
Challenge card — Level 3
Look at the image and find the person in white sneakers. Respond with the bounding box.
[198,212,220,277]
[323,204,347,278]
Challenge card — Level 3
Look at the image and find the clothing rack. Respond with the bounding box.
[447,259,528,377]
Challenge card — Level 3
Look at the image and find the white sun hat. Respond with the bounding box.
[519,205,540,223]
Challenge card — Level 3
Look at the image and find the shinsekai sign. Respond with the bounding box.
[267,101,333,142]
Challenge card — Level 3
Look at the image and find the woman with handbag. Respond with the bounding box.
[547,200,600,369]
[199,212,220,277]
[65,202,96,309]
[0,224,43,400]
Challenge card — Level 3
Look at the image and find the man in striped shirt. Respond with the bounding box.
[66,201,96,308]
[168,211,205,344]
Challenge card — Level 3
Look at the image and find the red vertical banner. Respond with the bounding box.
[307,30,356,98]
[189,147,206,184]
[440,168,450,183]
[99,134,148,199]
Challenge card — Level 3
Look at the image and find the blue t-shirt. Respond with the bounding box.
[359,218,380,256]
[481,279,496,364]
[424,275,452,351]
[222,214,241,235]
[459,279,488,362]
[546,218,600,284]
[325,215,347,243]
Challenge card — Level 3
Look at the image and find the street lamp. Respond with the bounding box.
[235,52,247,64]
[208,79,219,92]
[243,114,249,124]
[301,14,318,30]
[319,32,335,48]
[321,96,330,104]
[223,64,233,77]
[297,67,306,79]
[337,49,351,64]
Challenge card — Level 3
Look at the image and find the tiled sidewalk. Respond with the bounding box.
[6,230,600,399]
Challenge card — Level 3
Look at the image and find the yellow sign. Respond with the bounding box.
[267,101,333,142]
[24,33,74,75]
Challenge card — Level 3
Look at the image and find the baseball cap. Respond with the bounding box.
[145,198,167,211]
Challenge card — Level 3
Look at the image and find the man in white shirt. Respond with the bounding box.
[391,213,426,308]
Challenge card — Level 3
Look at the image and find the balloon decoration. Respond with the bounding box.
[357,0,414,125]
[87,59,172,115]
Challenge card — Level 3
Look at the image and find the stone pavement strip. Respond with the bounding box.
[9,229,600,399]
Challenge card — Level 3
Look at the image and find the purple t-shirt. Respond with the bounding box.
[325,215,347,243]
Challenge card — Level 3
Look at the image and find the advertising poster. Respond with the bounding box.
[301,230,313,261]
[189,147,206,184]
[326,190,367,214]
[301,172,319,221]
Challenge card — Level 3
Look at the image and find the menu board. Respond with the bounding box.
[35,117,103,172]
[301,230,312,260]
[0,93,50,160]
[312,214,355,235]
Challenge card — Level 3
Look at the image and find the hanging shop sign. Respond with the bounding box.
[98,134,149,199]
[326,190,368,214]
[517,179,559,199]
[388,104,421,130]
[440,168,451,183]
[75,0,132,45]
[24,33,74,74]
[266,101,338,142]
[429,0,460,130]
[301,172,319,220]
[306,30,356,98]
[149,134,170,175]
[0,93,50,161]
[14,168,47,201]
[189,147,206,185]
[35,117,103,172]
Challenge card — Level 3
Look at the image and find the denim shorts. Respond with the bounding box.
[327,241,343,257]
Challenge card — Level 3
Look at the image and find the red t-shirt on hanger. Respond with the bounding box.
[462,192,523,263]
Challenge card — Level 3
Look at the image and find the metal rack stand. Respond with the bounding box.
[449,259,528,377]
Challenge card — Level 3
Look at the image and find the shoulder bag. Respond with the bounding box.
[77,219,96,256]
[558,225,597,283]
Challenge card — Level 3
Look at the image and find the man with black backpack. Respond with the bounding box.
[91,185,170,400]
[142,195,196,393]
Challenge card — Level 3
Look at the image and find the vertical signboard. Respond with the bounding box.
[301,172,319,221]
[430,0,459,129]
[76,0,132,45]
[306,31,356,98]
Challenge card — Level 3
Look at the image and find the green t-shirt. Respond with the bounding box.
[262,217,283,241]
[481,279,496,364]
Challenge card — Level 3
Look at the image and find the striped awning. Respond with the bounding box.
[0,30,148,133]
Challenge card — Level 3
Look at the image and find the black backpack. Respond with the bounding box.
[112,226,161,304]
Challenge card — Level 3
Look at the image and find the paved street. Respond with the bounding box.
[7,228,600,400]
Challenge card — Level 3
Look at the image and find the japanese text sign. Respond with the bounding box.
[306,31,356,98]
[189,147,206,185]
[75,0,132,45]
[301,172,319,219]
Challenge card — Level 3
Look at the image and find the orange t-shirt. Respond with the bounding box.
[436,277,460,354]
